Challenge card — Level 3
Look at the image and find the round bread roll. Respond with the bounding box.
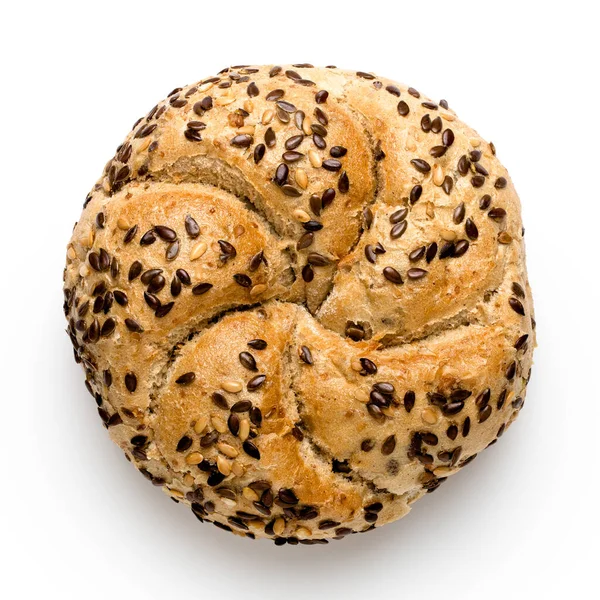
[63,64,535,544]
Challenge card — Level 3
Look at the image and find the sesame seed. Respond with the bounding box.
[308,149,322,168]
[190,241,207,261]
[222,380,243,393]
[194,416,208,434]
[295,169,308,189]
[238,419,250,441]
[186,452,203,465]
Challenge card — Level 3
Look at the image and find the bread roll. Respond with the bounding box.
[63,65,535,544]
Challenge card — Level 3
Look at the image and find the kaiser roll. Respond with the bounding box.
[63,64,535,544]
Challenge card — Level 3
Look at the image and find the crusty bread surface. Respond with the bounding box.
[63,64,535,544]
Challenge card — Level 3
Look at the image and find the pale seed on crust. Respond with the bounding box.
[216,96,236,106]
[302,117,313,136]
[218,442,239,458]
[262,109,274,125]
[234,224,245,237]
[433,164,444,186]
[295,169,308,189]
[136,137,151,153]
[222,380,243,393]
[426,202,435,219]
[351,358,363,372]
[442,113,456,121]
[308,150,322,168]
[117,217,131,230]
[79,264,90,278]
[243,99,254,113]
[293,209,311,222]
[211,416,227,433]
[231,461,245,477]
[470,137,481,147]
[498,231,513,244]
[198,82,214,92]
[237,125,255,135]
[239,419,250,442]
[273,517,285,536]
[243,487,259,501]
[433,466,456,476]
[183,474,195,486]
[217,455,231,476]
[186,452,204,465]
[356,390,369,403]
[194,416,208,434]
[421,407,440,425]
[296,526,312,538]
[67,246,76,260]
[190,241,207,261]
[250,284,267,298]
[441,229,457,241]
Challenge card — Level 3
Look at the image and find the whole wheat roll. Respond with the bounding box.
[63,64,535,544]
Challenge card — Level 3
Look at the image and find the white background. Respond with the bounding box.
[2,1,598,598]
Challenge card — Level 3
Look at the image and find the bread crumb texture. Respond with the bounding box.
[63,65,535,544]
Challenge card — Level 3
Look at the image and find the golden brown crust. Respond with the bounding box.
[63,65,535,544]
